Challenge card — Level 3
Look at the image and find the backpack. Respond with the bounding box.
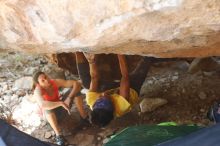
[207,101,220,123]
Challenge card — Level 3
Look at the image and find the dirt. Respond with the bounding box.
[140,65,219,126]
[1,52,220,146]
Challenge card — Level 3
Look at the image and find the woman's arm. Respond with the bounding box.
[34,86,70,114]
[54,79,81,108]
[55,79,81,98]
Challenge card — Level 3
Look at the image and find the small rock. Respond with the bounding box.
[16,90,26,97]
[15,64,22,69]
[171,61,189,71]
[159,78,166,82]
[41,121,47,127]
[197,123,205,127]
[3,95,11,103]
[4,90,14,96]
[152,77,156,80]
[11,87,19,92]
[200,108,205,113]
[40,59,48,65]
[174,72,179,75]
[97,136,101,141]
[2,84,9,91]
[193,116,197,120]
[24,67,39,76]
[44,131,52,139]
[203,71,215,77]
[182,88,186,93]
[172,76,179,81]
[147,80,153,84]
[11,94,19,100]
[50,131,55,136]
[140,98,168,113]
[199,92,207,100]
[98,129,114,139]
[103,138,110,144]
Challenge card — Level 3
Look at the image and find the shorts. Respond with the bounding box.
[43,88,81,121]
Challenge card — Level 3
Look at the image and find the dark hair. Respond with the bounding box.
[33,71,45,83]
[32,71,45,90]
[91,108,114,127]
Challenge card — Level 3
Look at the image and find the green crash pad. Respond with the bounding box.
[105,123,202,146]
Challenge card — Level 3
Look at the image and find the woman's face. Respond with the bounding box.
[37,74,51,88]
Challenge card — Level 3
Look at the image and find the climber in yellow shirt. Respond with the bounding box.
[75,52,153,127]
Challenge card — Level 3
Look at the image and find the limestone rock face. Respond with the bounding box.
[0,0,220,57]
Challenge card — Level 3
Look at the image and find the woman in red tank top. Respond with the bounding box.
[33,71,88,146]
[39,80,60,102]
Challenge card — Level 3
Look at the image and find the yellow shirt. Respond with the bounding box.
[86,88,139,117]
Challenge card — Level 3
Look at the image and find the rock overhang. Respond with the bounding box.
[0,0,219,57]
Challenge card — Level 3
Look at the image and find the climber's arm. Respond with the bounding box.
[84,53,99,92]
[118,54,130,101]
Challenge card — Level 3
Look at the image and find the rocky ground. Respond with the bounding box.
[0,52,220,146]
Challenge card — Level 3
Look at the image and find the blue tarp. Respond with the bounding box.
[0,119,54,146]
[158,123,220,146]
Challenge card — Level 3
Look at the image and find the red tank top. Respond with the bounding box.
[40,80,60,102]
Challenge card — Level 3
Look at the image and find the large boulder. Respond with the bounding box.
[0,0,220,57]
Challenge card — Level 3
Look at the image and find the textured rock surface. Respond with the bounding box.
[0,0,220,57]
[48,53,143,80]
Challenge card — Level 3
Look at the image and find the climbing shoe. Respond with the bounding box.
[55,135,66,146]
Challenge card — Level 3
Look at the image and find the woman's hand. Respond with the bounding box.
[60,102,71,115]
[64,97,72,108]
